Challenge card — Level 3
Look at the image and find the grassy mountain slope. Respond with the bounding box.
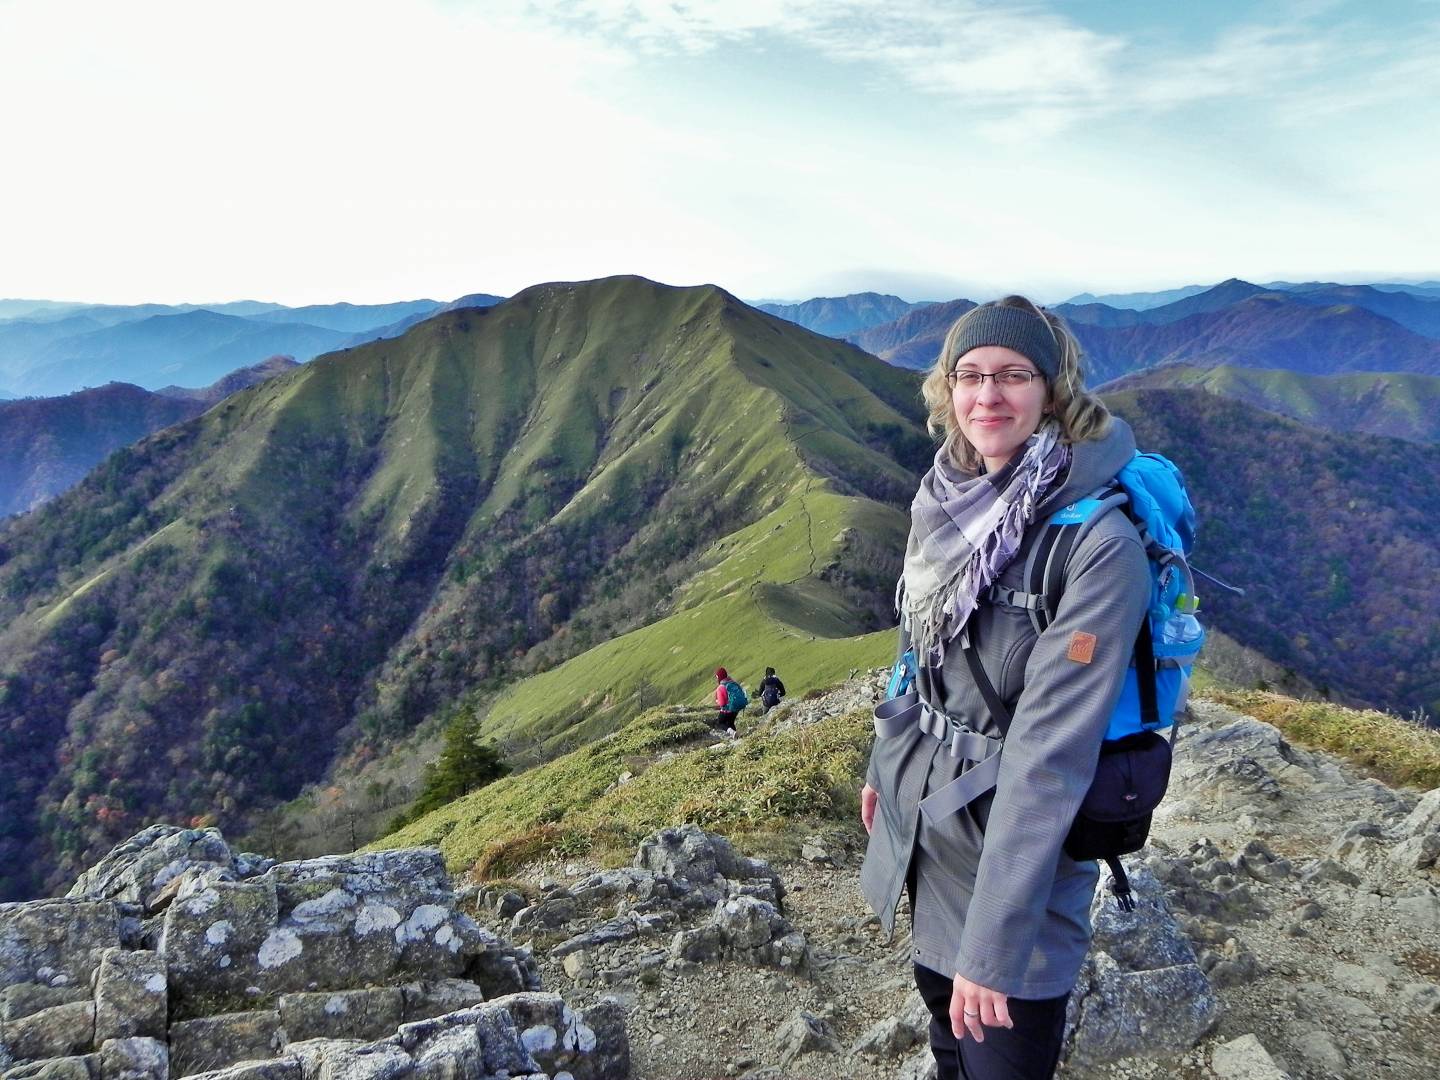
[376,695,875,880]
[0,276,926,900]
[478,490,903,762]
[1099,364,1440,443]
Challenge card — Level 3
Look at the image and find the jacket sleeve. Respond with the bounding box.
[953,530,1150,995]
[716,684,728,709]
[776,679,786,696]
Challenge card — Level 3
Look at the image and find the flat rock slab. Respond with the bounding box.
[169,1011,285,1078]
[94,949,166,1043]
[181,1060,303,1080]
[0,1053,101,1080]
[0,1001,96,1064]
[398,980,485,1024]
[277,988,403,1043]
[0,985,91,1024]
[0,900,122,991]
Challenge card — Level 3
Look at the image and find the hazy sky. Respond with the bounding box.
[3,0,1438,305]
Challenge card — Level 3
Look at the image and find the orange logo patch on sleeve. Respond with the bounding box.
[1067,631,1097,664]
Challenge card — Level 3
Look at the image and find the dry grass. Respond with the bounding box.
[1208,689,1440,790]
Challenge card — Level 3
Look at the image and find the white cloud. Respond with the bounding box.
[1,0,1435,303]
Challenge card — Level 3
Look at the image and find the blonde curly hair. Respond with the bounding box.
[921,294,1111,472]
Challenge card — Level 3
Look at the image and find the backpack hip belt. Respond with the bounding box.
[873,689,1005,823]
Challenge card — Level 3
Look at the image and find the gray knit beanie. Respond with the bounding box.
[946,304,1060,381]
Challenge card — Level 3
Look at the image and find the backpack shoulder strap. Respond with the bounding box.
[1029,486,1129,633]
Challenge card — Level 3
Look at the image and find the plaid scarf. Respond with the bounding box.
[902,422,1070,665]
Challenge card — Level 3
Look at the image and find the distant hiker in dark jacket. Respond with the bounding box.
[758,667,786,712]
[859,297,1150,1080]
[712,667,742,738]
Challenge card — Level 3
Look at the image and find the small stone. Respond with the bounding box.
[1299,858,1361,887]
[774,1012,840,1066]
[1211,1033,1289,1079]
[563,950,593,980]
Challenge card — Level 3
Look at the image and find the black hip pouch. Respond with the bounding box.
[1063,730,1173,909]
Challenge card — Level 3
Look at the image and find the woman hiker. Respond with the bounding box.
[859,296,1151,1080]
[712,667,742,739]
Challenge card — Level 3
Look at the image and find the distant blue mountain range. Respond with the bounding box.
[0,294,504,397]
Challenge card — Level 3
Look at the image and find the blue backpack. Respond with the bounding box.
[1027,451,1204,741]
[723,679,749,712]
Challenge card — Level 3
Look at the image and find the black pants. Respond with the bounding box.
[913,963,1069,1080]
[712,710,738,732]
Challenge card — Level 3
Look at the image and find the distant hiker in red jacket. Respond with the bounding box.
[712,667,747,738]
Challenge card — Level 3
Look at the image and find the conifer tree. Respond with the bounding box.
[394,709,509,828]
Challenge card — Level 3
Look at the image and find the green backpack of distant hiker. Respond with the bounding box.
[723,679,749,712]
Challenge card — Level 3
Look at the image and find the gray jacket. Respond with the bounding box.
[860,419,1150,998]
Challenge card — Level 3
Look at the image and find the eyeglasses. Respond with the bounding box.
[946,368,1039,390]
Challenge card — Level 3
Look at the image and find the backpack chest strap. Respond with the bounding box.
[985,584,1046,611]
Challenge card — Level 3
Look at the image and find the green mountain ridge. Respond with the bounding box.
[0,276,927,900]
[1099,364,1440,444]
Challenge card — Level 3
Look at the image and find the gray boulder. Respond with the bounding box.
[398,980,486,1024]
[1,986,91,1025]
[1062,865,1220,1070]
[159,849,533,1015]
[635,826,784,904]
[181,1060,303,1080]
[668,896,809,971]
[1401,788,1440,838]
[0,1055,101,1079]
[1390,832,1440,872]
[285,1038,413,1080]
[394,1004,537,1077]
[96,1037,167,1080]
[851,1015,922,1058]
[1210,1032,1291,1079]
[67,827,257,913]
[496,992,630,1080]
[0,1001,95,1064]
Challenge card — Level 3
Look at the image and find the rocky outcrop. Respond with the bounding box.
[1063,865,1221,1070]
[477,825,809,993]
[1,829,623,1080]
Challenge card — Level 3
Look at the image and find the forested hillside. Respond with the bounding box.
[1100,364,1440,444]
[1111,389,1440,722]
[0,277,927,900]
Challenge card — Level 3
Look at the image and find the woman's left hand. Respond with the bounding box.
[950,973,1012,1042]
